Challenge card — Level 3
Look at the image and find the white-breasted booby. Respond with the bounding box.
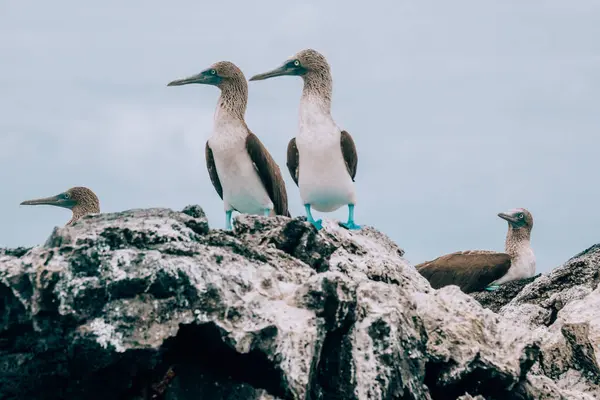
[20,186,100,226]
[249,49,359,231]
[415,208,535,293]
[168,61,290,230]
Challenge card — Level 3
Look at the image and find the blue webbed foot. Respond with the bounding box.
[340,204,361,230]
[485,285,500,291]
[263,208,271,217]
[304,204,323,230]
[340,221,361,230]
[310,218,323,230]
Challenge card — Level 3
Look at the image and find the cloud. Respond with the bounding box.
[1,0,600,275]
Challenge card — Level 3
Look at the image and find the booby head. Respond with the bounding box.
[498,208,533,231]
[20,187,100,225]
[249,49,330,81]
[167,61,246,90]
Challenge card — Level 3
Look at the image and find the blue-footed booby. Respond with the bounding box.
[20,186,100,226]
[168,61,290,230]
[249,49,359,231]
[416,208,535,293]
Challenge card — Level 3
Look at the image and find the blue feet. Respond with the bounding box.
[485,284,500,291]
[225,210,233,230]
[340,221,361,230]
[304,204,323,230]
[340,204,361,230]
[262,208,271,217]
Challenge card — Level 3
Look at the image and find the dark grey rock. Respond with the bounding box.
[472,274,540,313]
[0,206,597,400]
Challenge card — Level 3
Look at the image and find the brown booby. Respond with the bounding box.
[415,208,535,293]
[248,49,359,231]
[20,186,100,226]
[168,61,290,230]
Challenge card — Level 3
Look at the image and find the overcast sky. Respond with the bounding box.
[1,1,599,273]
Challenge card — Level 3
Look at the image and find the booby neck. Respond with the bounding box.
[67,204,98,226]
[301,69,333,109]
[504,225,532,258]
[299,69,336,132]
[215,79,248,123]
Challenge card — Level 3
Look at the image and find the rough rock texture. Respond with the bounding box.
[0,205,598,400]
[472,275,540,313]
[480,245,600,399]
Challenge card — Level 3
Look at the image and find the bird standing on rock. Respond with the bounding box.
[249,49,360,231]
[416,208,536,293]
[20,186,100,226]
[168,61,290,230]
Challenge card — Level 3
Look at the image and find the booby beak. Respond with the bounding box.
[498,212,519,224]
[167,71,219,87]
[20,193,74,210]
[249,63,301,81]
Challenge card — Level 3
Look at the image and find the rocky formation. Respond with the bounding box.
[0,206,598,400]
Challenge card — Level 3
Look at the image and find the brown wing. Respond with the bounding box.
[340,130,358,181]
[205,142,223,200]
[415,251,512,293]
[286,138,299,186]
[246,133,291,217]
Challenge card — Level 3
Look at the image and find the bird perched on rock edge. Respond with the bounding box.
[168,61,290,230]
[249,49,360,231]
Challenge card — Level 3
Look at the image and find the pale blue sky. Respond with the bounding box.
[1,1,599,273]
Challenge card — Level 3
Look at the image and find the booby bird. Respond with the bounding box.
[415,208,535,293]
[168,61,290,230]
[249,49,360,231]
[20,186,100,226]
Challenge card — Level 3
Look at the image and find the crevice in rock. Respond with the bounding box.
[271,220,311,256]
[561,323,600,385]
[368,274,401,286]
[309,281,358,400]
[546,306,559,326]
[423,356,522,400]
[152,322,291,399]
[309,321,356,400]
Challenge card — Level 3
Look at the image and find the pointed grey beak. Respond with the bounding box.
[167,73,211,87]
[21,194,65,208]
[498,212,518,224]
[249,65,293,81]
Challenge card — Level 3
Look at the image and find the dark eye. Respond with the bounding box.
[211,69,216,75]
[64,193,70,199]
[519,213,524,219]
[293,60,300,66]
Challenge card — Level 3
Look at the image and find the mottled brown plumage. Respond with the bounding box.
[416,208,535,293]
[20,186,100,226]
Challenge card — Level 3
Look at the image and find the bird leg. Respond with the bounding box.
[340,204,361,230]
[262,208,270,217]
[304,204,322,230]
[225,210,233,230]
[485,284,501,291]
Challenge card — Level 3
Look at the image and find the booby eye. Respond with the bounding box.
[293,60,300,66]
[518,213,524,219]
[64,193,70,199]
[210,69,217,75]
